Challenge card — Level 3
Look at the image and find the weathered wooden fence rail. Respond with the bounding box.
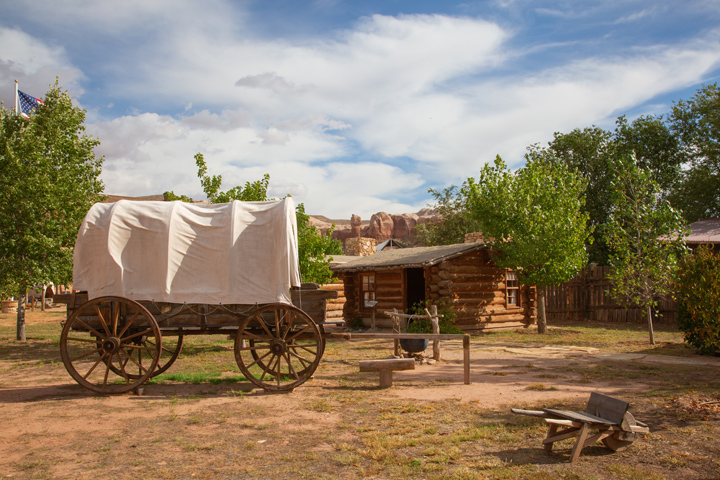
[545,266,677,324]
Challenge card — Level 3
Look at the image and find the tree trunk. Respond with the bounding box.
[647,305,655,345]
[16,295,26,342]
[538,287,547,334]
[41,284,46,312]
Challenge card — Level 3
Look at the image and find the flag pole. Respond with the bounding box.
[15,79,19,115]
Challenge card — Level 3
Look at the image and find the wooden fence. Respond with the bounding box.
[544,266,677,324]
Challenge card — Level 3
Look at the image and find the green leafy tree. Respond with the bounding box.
[185,153,341,284]
[669,83,720,222]
[676,245,720,355]
[413,184,478,246]
[163,191,193,203]
[0,82,104,340]
[604,156,687,345]
[296,203,343,285]
[529,115,683,263]
[465,155,591,333]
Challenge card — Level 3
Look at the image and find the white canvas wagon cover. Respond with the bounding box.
[73,198,301,305]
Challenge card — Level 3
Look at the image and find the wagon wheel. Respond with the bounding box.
[247,333,324,378]
[602,412,638,452]
[104,335,184,379]
[60,296,161,394]
[234,303,322,391]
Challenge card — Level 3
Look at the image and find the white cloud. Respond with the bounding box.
[4,5,720,219]
[0,27,84,100]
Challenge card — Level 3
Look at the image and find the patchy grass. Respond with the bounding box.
[1,311,719,479]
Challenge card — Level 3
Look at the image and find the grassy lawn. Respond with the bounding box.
[0,308,718,479]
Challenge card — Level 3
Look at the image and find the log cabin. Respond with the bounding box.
[330,242,537,333]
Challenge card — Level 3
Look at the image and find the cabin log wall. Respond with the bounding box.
[339,248,537,333]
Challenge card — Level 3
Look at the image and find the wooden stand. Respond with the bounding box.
[359,358,416,388]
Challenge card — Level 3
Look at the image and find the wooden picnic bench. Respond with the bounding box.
[512,392,649,462]
[359,358,416,388]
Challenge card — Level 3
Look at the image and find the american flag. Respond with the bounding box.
[18,90,44,118]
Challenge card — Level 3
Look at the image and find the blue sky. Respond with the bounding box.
[1,1,719,219]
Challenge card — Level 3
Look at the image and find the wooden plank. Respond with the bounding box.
[359,358,416,372]
[542,409,615,426]
[585,392,629,425]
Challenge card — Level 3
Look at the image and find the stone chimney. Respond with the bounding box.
[345,237,377,256]
[464,232,484,244]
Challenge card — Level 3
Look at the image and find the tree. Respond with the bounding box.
[669,83,720,222]
[413,184,478,246]
[465,155,591,333]
[675,245,720,356]
[604,156,687,345]
[528,115,683,264]
[183,153,342,284]
[296,203,343,285]
[0,82,104,340]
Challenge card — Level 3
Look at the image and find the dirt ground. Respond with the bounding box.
[2,308,719,479]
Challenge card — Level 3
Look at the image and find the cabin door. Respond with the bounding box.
[405,268,426,312]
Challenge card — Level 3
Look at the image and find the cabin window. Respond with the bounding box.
[506,270,519,307]
[361,274,376,309]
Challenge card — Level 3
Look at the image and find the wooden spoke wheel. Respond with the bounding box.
[602,412,638,452]
[105,335,183,379]
[234,303,322,392]
[60,296,161,394]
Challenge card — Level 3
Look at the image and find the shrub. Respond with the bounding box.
[676,245,720,356]
[406,301,464,334]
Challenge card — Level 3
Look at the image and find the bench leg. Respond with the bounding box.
[544,424,559,451]
[570,423,590,463]
[379,370,393,388]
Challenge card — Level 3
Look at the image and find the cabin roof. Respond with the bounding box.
[330,242,486,273]
[686,218,720,244]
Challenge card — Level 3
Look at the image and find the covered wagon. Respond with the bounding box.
[59,198,330,394]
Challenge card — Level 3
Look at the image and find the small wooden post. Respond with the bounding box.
[41,284,46,312]
[428,306,440,361]
[463,334,470,385]
[391,308,400,356]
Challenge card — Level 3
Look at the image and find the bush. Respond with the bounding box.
[676,245,720,356]
[406,301,464,334]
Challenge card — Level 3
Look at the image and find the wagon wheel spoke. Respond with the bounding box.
[112,306,120,336]
[234,303,322,392]
[82,352,109,380]
[66,336,102,345]
[72,317,107,342]
[115,352,130,382]
[117,311,140,338]
[286,325,311,343]
[69,346,103,363]
[284,351,300,380]
[244,349,273,371]
[94,305,112,337]
[282,311,297,340]
[287,347,313,369]
[122,328,154,343]
[60,296,161,394]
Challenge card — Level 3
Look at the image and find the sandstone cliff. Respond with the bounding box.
[309,209,439,246]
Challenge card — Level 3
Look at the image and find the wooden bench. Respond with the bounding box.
[359,358,416,388]
[512,392,650,462]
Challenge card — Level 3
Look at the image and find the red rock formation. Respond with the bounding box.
[391,213,419,240]
[349,214,362,238]
[309,209,440,248]
[367,212,394,242]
